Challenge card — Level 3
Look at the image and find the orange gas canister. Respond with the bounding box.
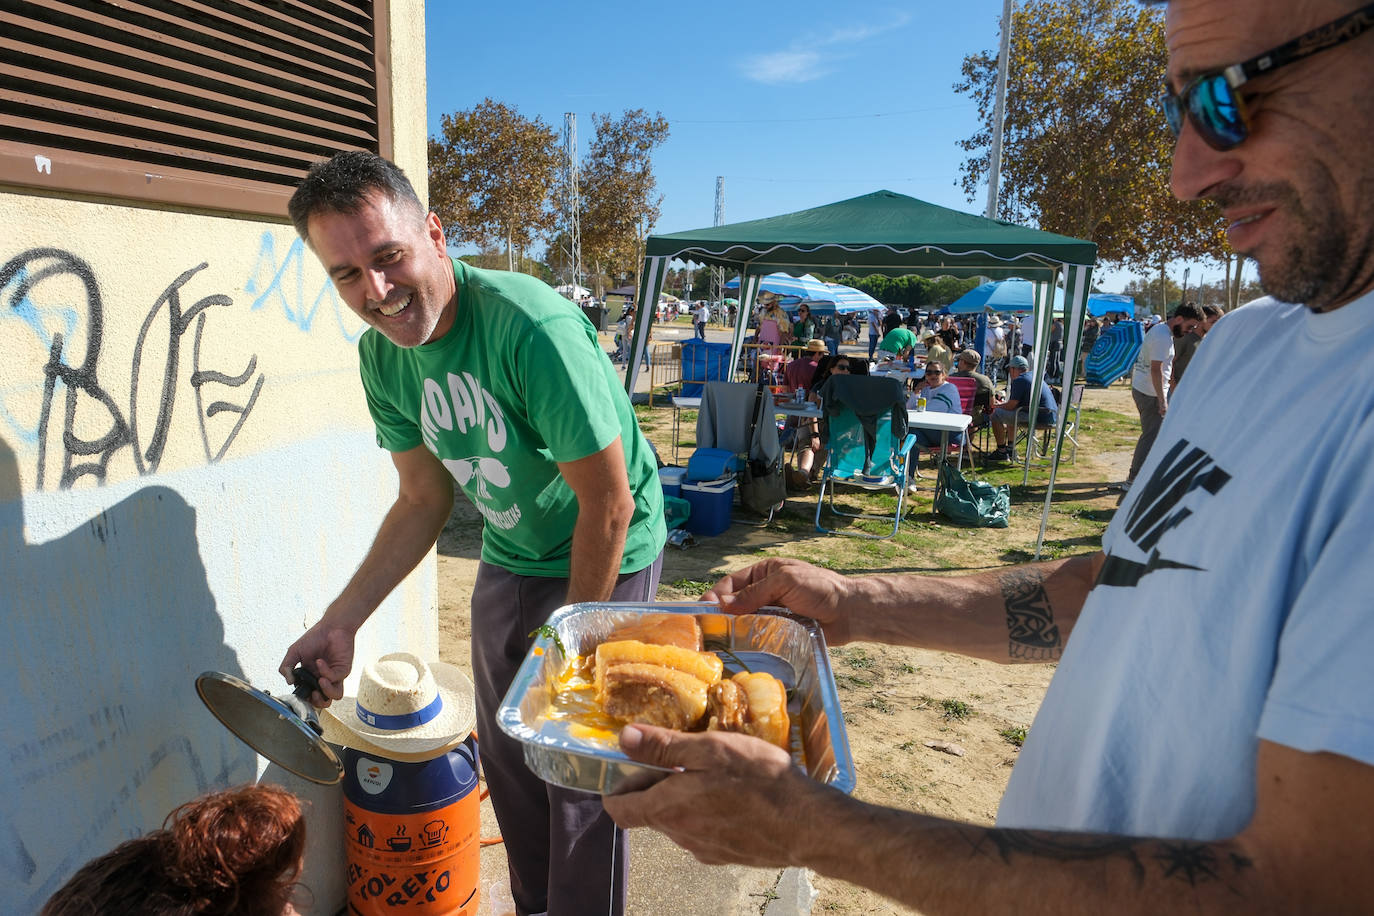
[343,736,479,915]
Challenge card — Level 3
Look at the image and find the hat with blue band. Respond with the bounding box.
[321,652,476,760]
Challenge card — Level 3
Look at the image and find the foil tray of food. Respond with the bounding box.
[496,602,855,796]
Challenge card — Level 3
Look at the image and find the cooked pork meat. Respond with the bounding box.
[706,678,748,733]
[601,663,709,730]
[706,671,790,749]
[607,614,704,651]
[594,639,722,701]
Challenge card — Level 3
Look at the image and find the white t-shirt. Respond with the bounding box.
[1131,321,1175,396]
[998,290,1374,840]
[693,305,710,324]
[1019,314,1036,346]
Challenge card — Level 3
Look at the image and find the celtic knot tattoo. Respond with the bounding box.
[1000,569,1061,660]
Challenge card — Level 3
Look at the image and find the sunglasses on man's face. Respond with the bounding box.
[1161,2,1374,151]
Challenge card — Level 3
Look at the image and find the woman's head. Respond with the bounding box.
[43,785,307,916]
[797,304,809,317]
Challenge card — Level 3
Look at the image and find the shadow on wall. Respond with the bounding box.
[0,435,259,913]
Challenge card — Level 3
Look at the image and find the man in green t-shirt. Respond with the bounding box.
[278,151,665,916]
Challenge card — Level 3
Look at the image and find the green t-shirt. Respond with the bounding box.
[878,326,916,354]
[358,259,665,577]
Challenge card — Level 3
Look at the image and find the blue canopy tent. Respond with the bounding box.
[946,279,1134,317]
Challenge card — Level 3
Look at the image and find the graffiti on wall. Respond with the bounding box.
[0,248,265,489]
[245,232,365,341]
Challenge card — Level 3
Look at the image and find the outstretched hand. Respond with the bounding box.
[703,558,856,645]
[278,619,356,708]
[602,725,824,867]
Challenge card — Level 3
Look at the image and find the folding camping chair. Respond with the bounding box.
[691,380,785,524]
[1019,382,1084,463]
[814,375,916,539]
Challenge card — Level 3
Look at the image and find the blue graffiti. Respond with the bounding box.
[245,232,364,341]
[0,266,82,444]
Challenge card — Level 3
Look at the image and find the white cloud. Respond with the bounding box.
[743,50,827,85]
[738,12,912,85]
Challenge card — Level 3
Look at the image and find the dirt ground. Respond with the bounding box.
[435,385,1138,914]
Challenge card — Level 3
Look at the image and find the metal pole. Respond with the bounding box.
[985,0,1014,220]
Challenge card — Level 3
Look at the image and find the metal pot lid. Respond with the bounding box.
[196,671,343,785]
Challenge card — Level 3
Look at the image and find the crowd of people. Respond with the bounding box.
[51,2,1373,913]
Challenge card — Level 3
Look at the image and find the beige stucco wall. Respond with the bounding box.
[0,2,434,912]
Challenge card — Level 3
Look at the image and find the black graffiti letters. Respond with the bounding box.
[3,249,262,488]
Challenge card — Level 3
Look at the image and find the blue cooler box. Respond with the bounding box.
[681,476,734,536]
[658,466,687,498]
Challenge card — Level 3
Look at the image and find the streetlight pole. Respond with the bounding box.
[985,0,1014,221]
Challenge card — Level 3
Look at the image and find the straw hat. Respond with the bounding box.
[986,315,1003,328]
[320,653,476,760]
[921,329,938,341]
[804,338,827,354]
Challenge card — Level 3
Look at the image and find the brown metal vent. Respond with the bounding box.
[0,0,392,218]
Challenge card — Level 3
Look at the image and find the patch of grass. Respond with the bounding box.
[897,662,918,675]
[1000,726,1028,747]
[862,695,894,714]
[881,770,913,792]
[837,646,876,669]
[940,698,975,721]
[897,740,916,751]
[666,577,713,596]
[834,672,874,689]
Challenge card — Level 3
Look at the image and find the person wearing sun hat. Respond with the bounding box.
[921,328,953,374]
[320,652,476,761]
[783,339,827,391]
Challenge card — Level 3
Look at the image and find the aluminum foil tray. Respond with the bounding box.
[496,602,855,796]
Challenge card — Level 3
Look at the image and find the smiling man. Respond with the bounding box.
[603,2,1374,912]
[280,151,665,916]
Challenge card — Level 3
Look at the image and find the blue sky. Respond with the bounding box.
[425,1,1143,292]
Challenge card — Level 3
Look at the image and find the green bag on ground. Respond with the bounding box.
[935,463,1010,528]
[664,495,691,530]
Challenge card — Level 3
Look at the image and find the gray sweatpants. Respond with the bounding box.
[1129,388,1165,482]
[470,555,663,916]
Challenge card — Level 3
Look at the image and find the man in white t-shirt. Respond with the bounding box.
[1018,312,1036,357]
[692,301,710,339]
[604,2,1374,911]
[1123,302,1203,491]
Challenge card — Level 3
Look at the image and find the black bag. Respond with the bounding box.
[934,463,1010,528]
[739,455,786,515]
[737,383,786,516]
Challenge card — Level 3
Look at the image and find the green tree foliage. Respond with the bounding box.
[955,0,1226,268]
[823,274,981,308]
[428,98,561,272]
[579,109,671,292]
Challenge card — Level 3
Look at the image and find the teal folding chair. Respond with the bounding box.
[814,377,917,539]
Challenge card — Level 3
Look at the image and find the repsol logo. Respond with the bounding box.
[420,371,507,454]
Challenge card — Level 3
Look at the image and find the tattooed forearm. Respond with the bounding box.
[958,827,1254,894]
[1000,569,1061,660]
